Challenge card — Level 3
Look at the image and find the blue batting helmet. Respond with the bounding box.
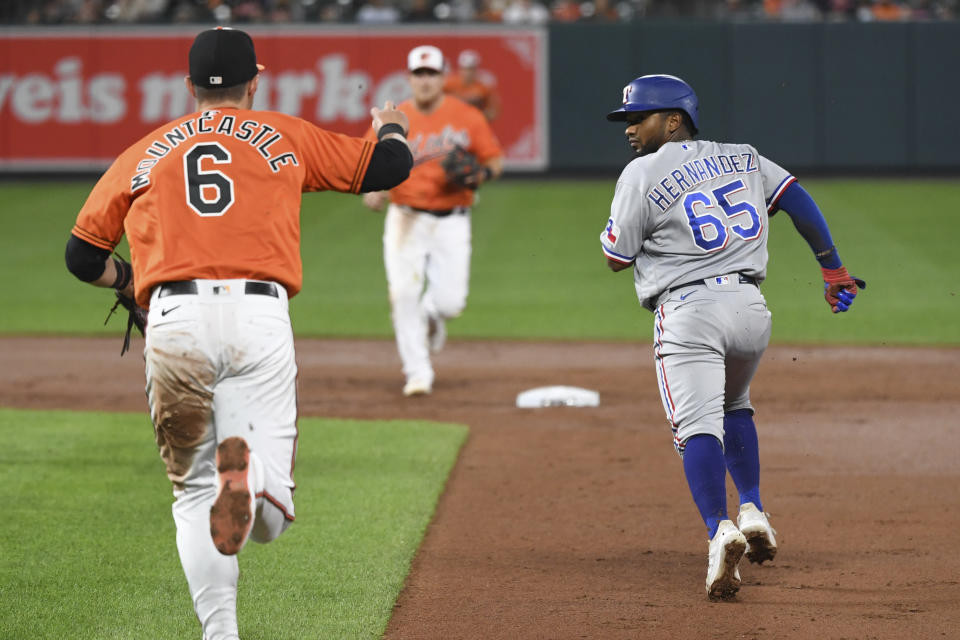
[606,74,699,134]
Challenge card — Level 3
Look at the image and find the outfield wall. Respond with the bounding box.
[550,21,960,173]
[0,26,548,172]
[2,22,959,174]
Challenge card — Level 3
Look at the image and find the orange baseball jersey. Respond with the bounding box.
[366,96,501,211]
[443,75,500,117]
[72,108,374,307]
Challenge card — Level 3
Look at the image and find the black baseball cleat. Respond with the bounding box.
[210,437,255,555]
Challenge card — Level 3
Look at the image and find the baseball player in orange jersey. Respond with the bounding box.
[443,49,501,122]
[363,45,503,396]
[64,28,412,640]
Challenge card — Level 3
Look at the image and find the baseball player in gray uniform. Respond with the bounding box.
[600,75,865,600]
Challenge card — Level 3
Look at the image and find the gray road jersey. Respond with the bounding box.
[600,140,794,310]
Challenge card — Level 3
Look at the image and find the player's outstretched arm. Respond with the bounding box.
[359,101,414,193]
[370,101,409,144]
[359,140,412,193]
[776,182,865,313]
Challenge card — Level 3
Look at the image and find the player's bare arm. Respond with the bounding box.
[358,101,414,195]
[459,155,503,188]
[362,191,390,211]
[371,101,410,147]
[481,156,504,183]
[484,156,504,178]
[606,258,632,272]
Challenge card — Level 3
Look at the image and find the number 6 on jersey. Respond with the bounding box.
[184,142,235,217]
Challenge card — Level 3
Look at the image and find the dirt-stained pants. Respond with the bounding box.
[145,279,298,640]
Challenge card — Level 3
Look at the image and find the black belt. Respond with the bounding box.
[666,273,758,295]
[413,206,469,217]
[157,280,279,298]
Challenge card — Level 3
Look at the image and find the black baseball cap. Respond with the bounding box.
[189,27,265,89]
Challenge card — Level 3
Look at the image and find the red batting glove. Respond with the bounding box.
[821,266,866,313]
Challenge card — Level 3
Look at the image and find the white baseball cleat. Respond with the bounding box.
[706,519,747,600]
[737,502,778,564]
[403,378,433,397]
[210,437,256,556]
[427,314,447,353]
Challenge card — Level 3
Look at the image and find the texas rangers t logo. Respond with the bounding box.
[605,217,619,243]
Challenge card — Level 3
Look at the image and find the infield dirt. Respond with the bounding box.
[3,337,958,639]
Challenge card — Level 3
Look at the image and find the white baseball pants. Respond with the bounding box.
[383,204,471,386]
[144,279,298,640]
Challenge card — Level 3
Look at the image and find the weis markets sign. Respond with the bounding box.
[0,28,546,171]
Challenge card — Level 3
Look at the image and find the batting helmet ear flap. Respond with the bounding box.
[606,74,699,134]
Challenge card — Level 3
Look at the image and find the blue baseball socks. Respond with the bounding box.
[682,434,728,539]
[722,408,763,511]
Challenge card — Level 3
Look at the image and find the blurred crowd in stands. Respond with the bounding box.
[1,0,954,25]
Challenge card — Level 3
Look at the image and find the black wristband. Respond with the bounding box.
[377,123,405,140]
[111,258,132,291]
[481,166,494,182]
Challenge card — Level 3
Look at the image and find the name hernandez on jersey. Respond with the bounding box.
[645,151,758,213]
[131,110,299,191]
[600,140,794,310]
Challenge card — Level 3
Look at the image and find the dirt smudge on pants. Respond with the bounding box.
[146,346,215,491]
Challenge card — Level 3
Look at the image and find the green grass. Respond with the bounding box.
[762,179,959,344]
[0,408,466,639]
[2,177,957,344]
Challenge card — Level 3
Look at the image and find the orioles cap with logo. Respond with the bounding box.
[407,45,444,72]
[189,27,266,89]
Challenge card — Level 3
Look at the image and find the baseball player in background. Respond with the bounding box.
[363,45,503,396]
[599,75,864,600]
[64,27,412,639]
[443,49,502,122]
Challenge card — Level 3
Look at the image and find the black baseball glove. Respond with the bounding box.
[441,145,484,189]
[103,256,147,356]
[105,291,147,356]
